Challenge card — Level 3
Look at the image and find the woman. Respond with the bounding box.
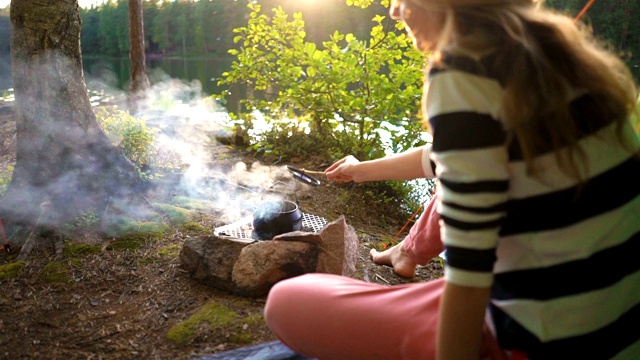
[265,0,640,358]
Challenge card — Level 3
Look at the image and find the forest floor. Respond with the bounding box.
[0,100,443,359]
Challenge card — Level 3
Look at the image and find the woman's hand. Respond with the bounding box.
[324,155,362,182]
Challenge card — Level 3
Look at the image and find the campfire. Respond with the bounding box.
[213,207,328,242]
[178,164,358,297]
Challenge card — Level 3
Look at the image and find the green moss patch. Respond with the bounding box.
[0,261,25,280]
[63,243,102,258]
[40,262,72,284]
[178,221,207,234]
[158,244,182,257]
[170,196,218,212]
[167,302,238,345]
[105,221,169,251]
[152,203,194,224]
[106,233,147,251]
[136,257,157,266]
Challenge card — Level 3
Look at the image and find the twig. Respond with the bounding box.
[375,273,390,284]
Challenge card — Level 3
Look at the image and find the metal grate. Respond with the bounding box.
[214,212,328,241]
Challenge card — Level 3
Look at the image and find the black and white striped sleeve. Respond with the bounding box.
[426,67,509,287]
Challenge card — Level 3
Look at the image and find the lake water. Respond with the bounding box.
[0,56,243,111]
[82,57,235,96]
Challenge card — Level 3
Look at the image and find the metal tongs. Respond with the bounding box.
[286,165,322,187]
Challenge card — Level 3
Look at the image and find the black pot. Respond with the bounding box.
[252,200,303,240]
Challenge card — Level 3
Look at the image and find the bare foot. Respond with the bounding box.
[370,240,417,278]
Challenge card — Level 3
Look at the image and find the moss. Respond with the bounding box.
[63,243,102,258]
[101,216,139,238]
[0,261,25,280]
[67,258,83,268]
[106,235,146,251]
[103,215,167,235]
[41,262,71,284]
[229,313,266,344]
[244,313,265,325]
[153,203,193,224]
[229,332,255,344]
[170,196,218,212]
[179,222,206,233]
[105,221,170,251]
[131,222,169,240]
[137,257,157,266]
[158,244,181,257]
[166,302,238,345]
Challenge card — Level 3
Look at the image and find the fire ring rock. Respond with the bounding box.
[179,215,359,297]
[232,241,318,297]
[179,235,248,293]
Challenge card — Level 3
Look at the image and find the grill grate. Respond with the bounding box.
[214,212,328,241]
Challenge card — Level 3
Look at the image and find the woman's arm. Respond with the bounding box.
[437,282,491,360]
[325,145,434,183]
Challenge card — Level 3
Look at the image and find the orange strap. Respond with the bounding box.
[393,204,424,242]
[574,0,596,23]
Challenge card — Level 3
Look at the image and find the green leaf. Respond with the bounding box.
[304,42,317,55]
[306,66,317,78]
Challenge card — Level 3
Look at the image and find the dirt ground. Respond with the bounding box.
[0,104,443,360]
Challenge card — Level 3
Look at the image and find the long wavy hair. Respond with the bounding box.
[409,0,638,179]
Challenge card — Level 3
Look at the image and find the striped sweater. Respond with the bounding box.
[425,54,640,359]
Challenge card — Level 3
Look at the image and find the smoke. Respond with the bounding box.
[86,66,296,223]
[0,57,295,231]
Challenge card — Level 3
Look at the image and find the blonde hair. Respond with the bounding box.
[411,0,638,179]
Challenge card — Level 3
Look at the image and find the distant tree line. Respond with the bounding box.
[0,1,386,59]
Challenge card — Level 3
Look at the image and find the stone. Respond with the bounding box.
[232,241,318,297]
[179,216,359,297]
[273,215,358,276]
[179,235,249,292]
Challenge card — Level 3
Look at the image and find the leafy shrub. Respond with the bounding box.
[214,1,428,162]
[95,106,159,179]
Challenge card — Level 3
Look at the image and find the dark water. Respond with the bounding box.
[0,56,240,106]
[82,56,235,96]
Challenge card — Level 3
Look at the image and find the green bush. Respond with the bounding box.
[213,0,432,208]
[95,106,159,179]
[214,1,428,162]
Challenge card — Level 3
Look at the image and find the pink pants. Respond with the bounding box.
[264,196,511,359]
[402,194,444,265]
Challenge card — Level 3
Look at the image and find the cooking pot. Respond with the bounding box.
[252,200,303,240]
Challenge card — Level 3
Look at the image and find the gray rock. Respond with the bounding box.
[180,236,250,292]
[274,215,358,276]
[179,216,359,297]
[232,241,318,297]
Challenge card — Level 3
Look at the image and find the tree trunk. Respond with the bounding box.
[128,0,150,113]
[2,0,140,232]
